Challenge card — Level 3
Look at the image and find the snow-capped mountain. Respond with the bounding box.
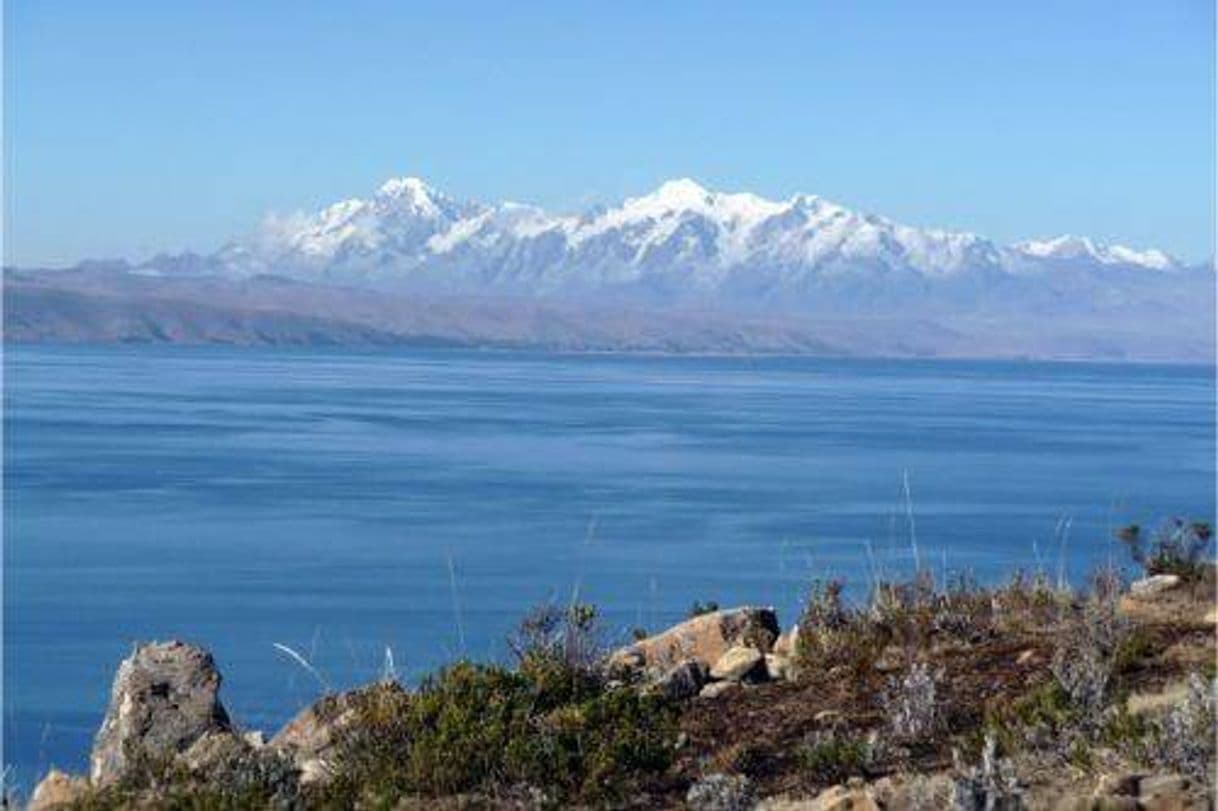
[9,175,1209,359]
[189,177,1189,300]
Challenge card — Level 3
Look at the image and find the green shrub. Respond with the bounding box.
[796,730,872,784]
[320,660,678,807]
[795,579,888,676]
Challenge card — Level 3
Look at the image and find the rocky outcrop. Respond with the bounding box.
[270,682,409,785]
[270,694,360,785]
[609,606,779,674]
[90,640,233,786]
[611,607,790,702]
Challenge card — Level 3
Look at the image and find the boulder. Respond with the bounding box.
[1129,574,1182,600]
[651,659,709,700]
[90,640,232,786]
[608,607,779,673]
[710,646,766,682]
[28,769,90,811]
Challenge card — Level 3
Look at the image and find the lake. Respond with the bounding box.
[3,346,1214,786]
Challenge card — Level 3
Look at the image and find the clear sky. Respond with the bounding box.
[5,0,1214,266]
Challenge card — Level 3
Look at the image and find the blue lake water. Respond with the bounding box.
[3,346,1214,786]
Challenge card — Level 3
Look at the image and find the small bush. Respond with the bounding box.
[1117,518,1214,581]
[991,570,1065,634]
[796,729,873,784]
[1112,626,1156,674]
[1049,574,1127,731]
[795,579,887,675]
[509,600,604,674]
[318,660,678,807]
[689,600,720,617]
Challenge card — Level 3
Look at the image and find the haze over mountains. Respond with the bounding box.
[6,177,1213,360]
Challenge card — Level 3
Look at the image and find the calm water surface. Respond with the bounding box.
[4,346,1214,784]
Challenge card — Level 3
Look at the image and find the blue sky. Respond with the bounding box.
[5,0,1214,265]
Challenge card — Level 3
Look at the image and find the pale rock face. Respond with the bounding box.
[607,606,780,674]
[270,682,409,786]
[90,640,232,786]
[710,646,766,682]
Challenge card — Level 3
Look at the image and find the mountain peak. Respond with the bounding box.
[652,177,711,203]
[377,176,436,199]
[216,177,1184,283]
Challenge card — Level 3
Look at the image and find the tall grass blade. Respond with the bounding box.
[272,642,331,693]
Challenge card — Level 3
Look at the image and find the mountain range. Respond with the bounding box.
[6,177,1213,360]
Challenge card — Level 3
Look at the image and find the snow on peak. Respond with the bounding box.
[651,178,711,205]
[1017,234,1178,271]
[220,175,1184,285]
[374,176,453,218]
[378,176,431,196]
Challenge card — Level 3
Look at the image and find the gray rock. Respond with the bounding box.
[653,659,709,700]
[90,640,232,786]
[181,730,301,801]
